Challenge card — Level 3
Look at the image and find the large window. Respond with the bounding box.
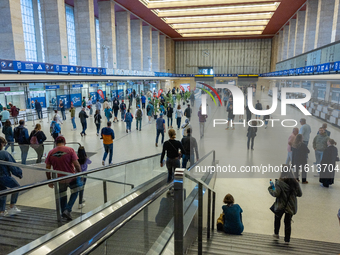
[96,19,101,67]
[21,0,38,61]
[66,5,77,65]
[37,0,45,62]
[198,67,214,75]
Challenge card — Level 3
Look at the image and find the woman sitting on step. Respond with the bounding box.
[222,194,244,235]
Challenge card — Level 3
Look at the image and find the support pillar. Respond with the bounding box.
[98,0,117,69]
[40,0,68,64]
[152,30,160,72]
[166,38,175,73]
[142,26,152,71]
[295,11,306,56]
[131,19,143,71]
[331,0,340,42]
[159,35,166,72]
[116,11,131,70]
[303,0,319,53]
[277,30,283,62]
[282,25,289,61]
[287,19,297,59]
[315,0,335,48]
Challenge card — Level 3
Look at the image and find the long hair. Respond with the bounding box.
[292,134,303,148]
[78,146,87,165]
[280,165,300,191]
[4,120,11,127]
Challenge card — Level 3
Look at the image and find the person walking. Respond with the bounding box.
[181,128,199,168]
[313,127,329,174]
[147,101,154,123]
[112,99,119,123]
[299,118,311,146]
[124,109,133,133]
[1,108,10,126]
[175,105,183,130]
[77,146,92,209]
[95,99,101,113]
[0,136,22,216]
[9,103,19,125]
[53,110,63,124]
[2,120,14,154]
[101,121,115,166]
[190,92,195,107]
[104,105,112,123]
[79,107,89,137]
[135,94,141,108]
[255,100,262,119]
[135,105,143,131]
[320,139,338,188]
[13,120,30,165]
[120,100,127,121]
[226,105,235,130]
[29,123,47,163]
[69,105,76,130]
[160,129,185,193]
[45,136,82,220]
[184,104,192,121]
[87,97,93,117]
[263,105,270,129]
[82,97,87,108]
[181,119,191,138]
[141,94,146,110]
[286,128,298,165]
[35,100,42,120]
[155,113,166,147]
[94,110,102,136]
[50,117,61,140]
[198,106,208,138]
[245,105,251,123]
[269,170,302,245]
[166,103,173,128]
[292,134,310,183]
[247,120,257,150]
[221,194,244,235]
[59,100,66,121]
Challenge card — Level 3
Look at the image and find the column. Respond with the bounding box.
[74,0,97,67]
[0,0,25,60]
[152,30,160,72]
[40,0,68,64]
[116,11,131,70]
[287,19,297,59]
[277,30,283,62]
[159,35,166,72]
[303,0,319,53]
[315,0,335,48]
[131,19,143,71]
[166,38,174,73]
[331,0,340,42]
[325,81,331,102]
[98,0,117,69]
[142,26,152,71]
[294,11,306,56]
[282,25,289,61]
[32,0,43,62]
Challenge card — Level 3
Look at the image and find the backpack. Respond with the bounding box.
[156,118,164,130]
[137,109,142,119]
[125,112,132,122]
[122,104,126,111]
[50,122,55,134]
[30,132,40,149]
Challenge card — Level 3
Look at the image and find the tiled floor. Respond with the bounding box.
[6,89,340,244]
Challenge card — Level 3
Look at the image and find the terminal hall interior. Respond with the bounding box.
[1,0,340,254]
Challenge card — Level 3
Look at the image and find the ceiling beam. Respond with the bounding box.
[172,20,269,29]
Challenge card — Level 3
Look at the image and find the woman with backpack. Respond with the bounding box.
[50,116,61,140]
[29,123,47,163]
[2,120,14,154]
[94,110,102,136]
[124,109,133,133]
[104,105,112,123]
[247,120,257,150]
[269,168,302,244]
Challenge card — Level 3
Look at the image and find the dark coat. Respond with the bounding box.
[320,145,338,182]
[292,143,310,170]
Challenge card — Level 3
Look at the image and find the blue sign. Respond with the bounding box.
[117,89,124,99]
[90,84,99,87]
[72,84,83,88]
[98,90,106,103]
[106,83,113,86]
[54,65,69,73]
[70,93,82,107]
[118,82,125,86]
[46,85,60,90]
[0,60,15,71]
[45,64,55,72]
[57,95,71,109]
[28,97,46,108]
[334,61,340,71]
[90,92,97,104]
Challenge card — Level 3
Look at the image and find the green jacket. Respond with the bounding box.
[313,133,329,151]
[69,107,75,118]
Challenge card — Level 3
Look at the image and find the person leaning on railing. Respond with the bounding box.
[0,136,23,217]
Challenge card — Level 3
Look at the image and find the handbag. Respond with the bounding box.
[270,189,292,214]
[217,213,224,231]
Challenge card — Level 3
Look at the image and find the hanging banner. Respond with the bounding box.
[56,95,71,109]
[180,84,190,92]
[70,93,82,107]
[90,92,97,104]
[157,89,163,98]
[97,89,105,100]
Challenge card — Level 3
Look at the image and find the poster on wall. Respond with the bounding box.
[90,92,97,104]
[117,89,124,99]
[27,97,46,108]
[70,93,82,107]
[57,95,71,109]
[98,90,106,103]
[180,84,191,92]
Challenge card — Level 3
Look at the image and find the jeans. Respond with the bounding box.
[78,176,87,204]
[199,122,205,137]
[182,154,194,168]
[274,212,293,242]
[126,121,131,131]
[37,109,42,119]
[0,176,20,211]
[167,117,173,127]
[121,110,126,120]
[5,140,14,153]
[19,144,29,165]
[103,143,113,164]
[33,144,44,163]
[156,129,164,144]
[90,107,93,115]
[142,103,145,109]
[59,180,79,213]
[136,118,142,130]
[81,121,87,134]
[96,123,101,134]
[315,150,324,172]
[166,158,180,183]
[247,137,255,149]
[61,110,66,120]
[191,100,194,107]
[303,140,309,146]
[71,117,76,129]
[286,151,292,165]
[176,117,181,129]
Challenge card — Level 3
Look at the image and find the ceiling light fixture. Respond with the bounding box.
[177,26,266,33]
[181,31,263,37]
[172,20,270,29]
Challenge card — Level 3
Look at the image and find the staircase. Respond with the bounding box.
[0,205,82,255]
[186,230,340,255]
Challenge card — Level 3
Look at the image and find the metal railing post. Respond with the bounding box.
[103,181,108,203]
[207,189,211,239]
[212,150,215,165]
[47,110,50,123]
[198,182,203,255]
[174,168,185,255]
[212,192,216,232]
[52,173,62,227]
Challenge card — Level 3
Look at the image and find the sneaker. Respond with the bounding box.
[284,242,289,245]
[126,129,128,133]
[139,129,141,131]
[78,204,84,209]
[62,210,72,221]
[12,151,16,155]
[80,132,83,137]
[102,160,105,166]
[0,210,8,217]
[96,133,99,136]
[302,181,309,184]
[109,163,114,166]
[8,206,21,215]
[273,234,279,240]
[155,143,158,147]
[225,127,229,130]
[82,198,86,203]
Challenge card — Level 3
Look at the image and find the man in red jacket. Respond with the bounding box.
[8,103,18,125]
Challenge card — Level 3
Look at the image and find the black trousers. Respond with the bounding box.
[274,211,292,242]
[247,137,254,149]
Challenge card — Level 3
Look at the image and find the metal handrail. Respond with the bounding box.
[0,153,161,197]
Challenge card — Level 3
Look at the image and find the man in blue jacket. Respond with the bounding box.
[14,120,29,164]
[35,100,42,120]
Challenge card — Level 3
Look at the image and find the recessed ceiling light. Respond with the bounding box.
[172,20,270,29]
[181,31,263,37]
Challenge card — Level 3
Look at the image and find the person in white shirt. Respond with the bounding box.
[175,105,183,130]
[87,98,93,116]
[53,110,63,124]
[299,118,311,146]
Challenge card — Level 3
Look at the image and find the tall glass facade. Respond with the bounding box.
[20,0,38,62]
[37,0,45,62]
[66,5,77,65]
[96,18,101,67]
